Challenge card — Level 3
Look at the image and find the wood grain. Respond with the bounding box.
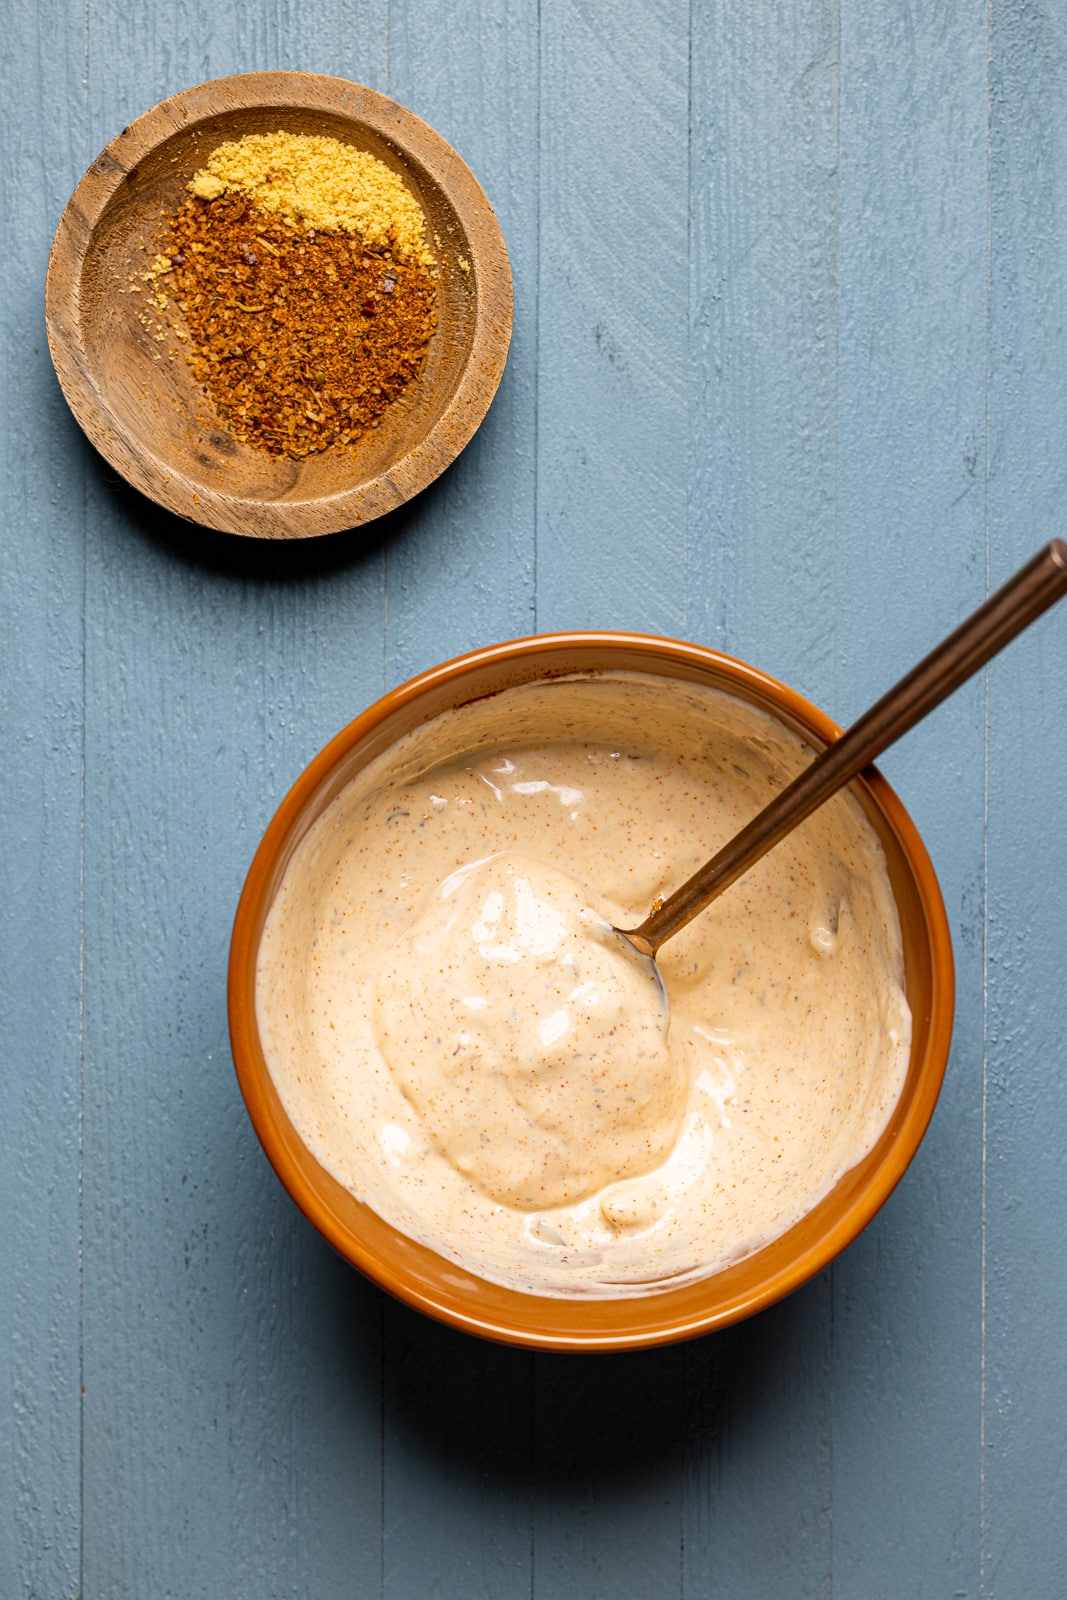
[986,3,1067,1593]
[532,8,689,1586]
[0,2,85,1594]
[686,6,838,1591]
[384,4,540,1595]
[830,2,989,1590]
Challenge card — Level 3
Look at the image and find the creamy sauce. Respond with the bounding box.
[375,851,681,1210]
[256,674,911,1297]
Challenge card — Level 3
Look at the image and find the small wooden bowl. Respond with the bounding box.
[45,73,513,539]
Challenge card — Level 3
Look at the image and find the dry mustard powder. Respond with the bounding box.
[187,132,434,265]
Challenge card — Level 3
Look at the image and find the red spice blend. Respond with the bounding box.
[152,192,438,459]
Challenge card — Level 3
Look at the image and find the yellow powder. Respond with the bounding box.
[187,132,434,265]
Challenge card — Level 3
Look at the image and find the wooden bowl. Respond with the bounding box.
[45,72,513,539]
[228,633,955,1350]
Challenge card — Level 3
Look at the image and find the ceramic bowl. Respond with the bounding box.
[45,72,512,538]
[228,633,954,1350]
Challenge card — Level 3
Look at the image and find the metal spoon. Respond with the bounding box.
[619,540,1067,962]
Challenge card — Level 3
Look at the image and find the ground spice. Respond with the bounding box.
[146,133,438,459]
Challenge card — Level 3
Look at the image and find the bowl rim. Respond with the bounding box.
[44,70,514,538]
[228,630,955,1349]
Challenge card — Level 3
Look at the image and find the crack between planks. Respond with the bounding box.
[979,3,993,1597]
[79,11,90,1597]
[379,1292,387,1600]
[828,4,842,1589]
[683,0,692,643]
[531,0,543,636]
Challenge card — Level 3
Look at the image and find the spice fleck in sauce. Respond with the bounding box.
[256,676,911,1298]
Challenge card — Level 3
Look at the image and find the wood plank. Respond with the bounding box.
[384,1308,534,1600]
[77,12,393,1596]
[533,1346,686,1600]
[382,4,540,1596]
[683,1297,832,1599]
[685,4,839,1593]
[535,0,690,637]
[689,0,841,700]
[384,0,539,681]
[830,4,988,1594]
[0,2,86,1593]
[986,4,1067,1593]
[76,491,388,1598]
[530,2,690,1594]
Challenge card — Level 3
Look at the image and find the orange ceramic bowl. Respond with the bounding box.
[228,633,954,1350]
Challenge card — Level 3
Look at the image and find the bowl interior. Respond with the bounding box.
[46,74,512,536]
[229,635,954,1349]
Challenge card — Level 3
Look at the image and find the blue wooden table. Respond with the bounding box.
[3,3,1066,1595]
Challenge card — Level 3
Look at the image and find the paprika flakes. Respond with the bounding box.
[149,133,438,460]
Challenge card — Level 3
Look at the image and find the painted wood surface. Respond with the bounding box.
[2,2,1065,1596]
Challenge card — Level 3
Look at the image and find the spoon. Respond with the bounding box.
[619,539,1067,961]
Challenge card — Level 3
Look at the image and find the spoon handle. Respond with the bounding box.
[629,540,1067,957]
